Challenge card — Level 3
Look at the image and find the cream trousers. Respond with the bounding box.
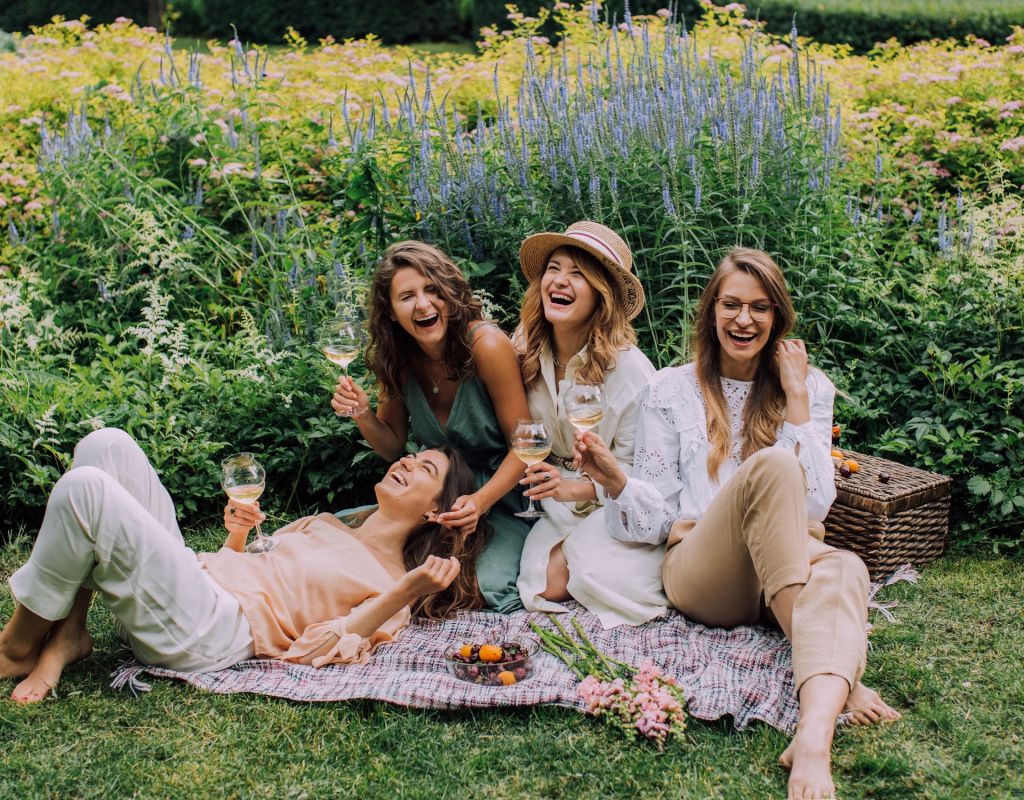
[662,448,870,691]
[8,428,253,672]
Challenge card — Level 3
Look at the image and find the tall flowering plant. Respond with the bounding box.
[531,616,688,749]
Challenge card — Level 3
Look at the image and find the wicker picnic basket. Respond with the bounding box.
[823,450,952,580]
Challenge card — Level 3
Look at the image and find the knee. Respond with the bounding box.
[743,447,801,487]
[73,427,138,468]
[819,548,870,595]
[51,465,113,505]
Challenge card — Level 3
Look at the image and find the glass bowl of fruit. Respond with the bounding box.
[444,640,534,686]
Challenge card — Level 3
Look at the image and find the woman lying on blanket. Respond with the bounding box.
[513,221,667,628]
[574,248,900,800]
[331,241,532,612]
[0,427,484,704]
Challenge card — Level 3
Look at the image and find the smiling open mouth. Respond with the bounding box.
[727,331,756,343]
[414,313,440,328]
[549,292,574,306]
[390,471,407,486]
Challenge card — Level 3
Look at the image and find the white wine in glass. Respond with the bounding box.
[564,382,605,476]
[511,419,551,519]
[221,452,276,554]
[320,317,366,415]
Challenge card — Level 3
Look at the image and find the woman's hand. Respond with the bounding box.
[520,462,563,501]
[223,500,265,551]
[574,430,627,498]
[398,555,461,599]
[776,338,811,426]
[776,338,809,398]
[437,495,483,535]
[331,375,370,418]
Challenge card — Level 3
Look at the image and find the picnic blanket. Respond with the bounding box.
[110,568,918,735]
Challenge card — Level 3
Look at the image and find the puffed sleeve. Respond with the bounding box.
[279,605,411,668]
[604,373,687,544]
[771,368,837,521]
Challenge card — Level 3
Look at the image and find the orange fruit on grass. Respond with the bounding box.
[497,670,516,686]
[459,644,472,659]
[843,459,860,474]
[478,644,503,662]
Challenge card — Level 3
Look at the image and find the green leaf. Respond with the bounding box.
[967,476,992,497]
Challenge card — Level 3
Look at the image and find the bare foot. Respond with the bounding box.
[842,682,901,726]
[0,632,41,680]
[779,720,836,800]
[10,624,92,704]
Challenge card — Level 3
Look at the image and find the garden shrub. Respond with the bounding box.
[0,0,149,32]
[0,4,1021,551]
[756,0,1024,53]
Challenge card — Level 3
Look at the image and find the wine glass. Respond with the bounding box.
[510,418,551,519]
[563,381,605,477]
[221,452,276,554]
[320,317,366,416]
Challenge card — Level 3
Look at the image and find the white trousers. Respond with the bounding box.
[8,428,253,672]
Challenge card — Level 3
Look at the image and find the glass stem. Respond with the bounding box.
[253,522,266,546]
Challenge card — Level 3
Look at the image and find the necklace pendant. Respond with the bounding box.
[432,384,440,395]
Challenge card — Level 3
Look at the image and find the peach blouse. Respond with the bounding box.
[200,513,410,667]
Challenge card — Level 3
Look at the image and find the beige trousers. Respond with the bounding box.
[662,448,869,691]
[8,428,253,672]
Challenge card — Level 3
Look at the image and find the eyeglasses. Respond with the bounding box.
[715,297,776,322]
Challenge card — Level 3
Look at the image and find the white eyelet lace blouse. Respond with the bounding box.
[605,362,837,545]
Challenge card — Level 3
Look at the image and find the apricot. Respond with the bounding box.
[478,644,504,663]
[843,459,860,474]
[497,670,516,686]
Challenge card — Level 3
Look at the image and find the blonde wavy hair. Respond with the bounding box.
[693,247,797,482]
[519,245,636,387]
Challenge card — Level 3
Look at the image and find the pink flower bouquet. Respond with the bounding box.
[530,616,688,748]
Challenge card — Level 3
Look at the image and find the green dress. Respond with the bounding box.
[402,373,530,613]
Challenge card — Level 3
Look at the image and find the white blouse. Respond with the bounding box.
[521,342,656,502]
[606,363,837,545]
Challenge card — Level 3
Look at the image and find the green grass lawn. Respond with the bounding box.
[1,534,1021,800]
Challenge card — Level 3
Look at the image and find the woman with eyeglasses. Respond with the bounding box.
[573,248,900,800]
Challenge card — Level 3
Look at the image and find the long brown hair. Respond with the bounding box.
[401,444,486,619]
[366,241,484,400]
[694,247,797,481]
[519,245,636,387]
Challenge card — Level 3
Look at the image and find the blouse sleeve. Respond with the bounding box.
[279,604,411,668]
[771,368,837,521]
[604,380,685,544]
[591,350,655,504]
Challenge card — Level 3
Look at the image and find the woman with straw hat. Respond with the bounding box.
[514,221,667,628]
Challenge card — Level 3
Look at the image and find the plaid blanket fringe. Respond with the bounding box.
[110,569,918,735]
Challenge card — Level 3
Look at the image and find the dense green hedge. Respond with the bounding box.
[758,0,1024,52]
[1,0,705,45]
[5,0,1022,47]
[0,0,149,31]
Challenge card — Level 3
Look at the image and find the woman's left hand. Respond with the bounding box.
[574,430,627,497]
[437,494,482,534]
[521,462,562,501]
[776,338,809,398]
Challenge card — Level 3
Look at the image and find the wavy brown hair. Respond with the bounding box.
[366,241,484,400]
[519,245,636,387]
[350,444,486,619]
[693,247,796,481]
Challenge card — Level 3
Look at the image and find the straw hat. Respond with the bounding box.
[519,221,645,320]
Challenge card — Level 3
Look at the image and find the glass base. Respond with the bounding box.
[514,509,546,519]
[246,537,278,554]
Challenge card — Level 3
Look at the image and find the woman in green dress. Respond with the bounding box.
[331,241,531,612]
